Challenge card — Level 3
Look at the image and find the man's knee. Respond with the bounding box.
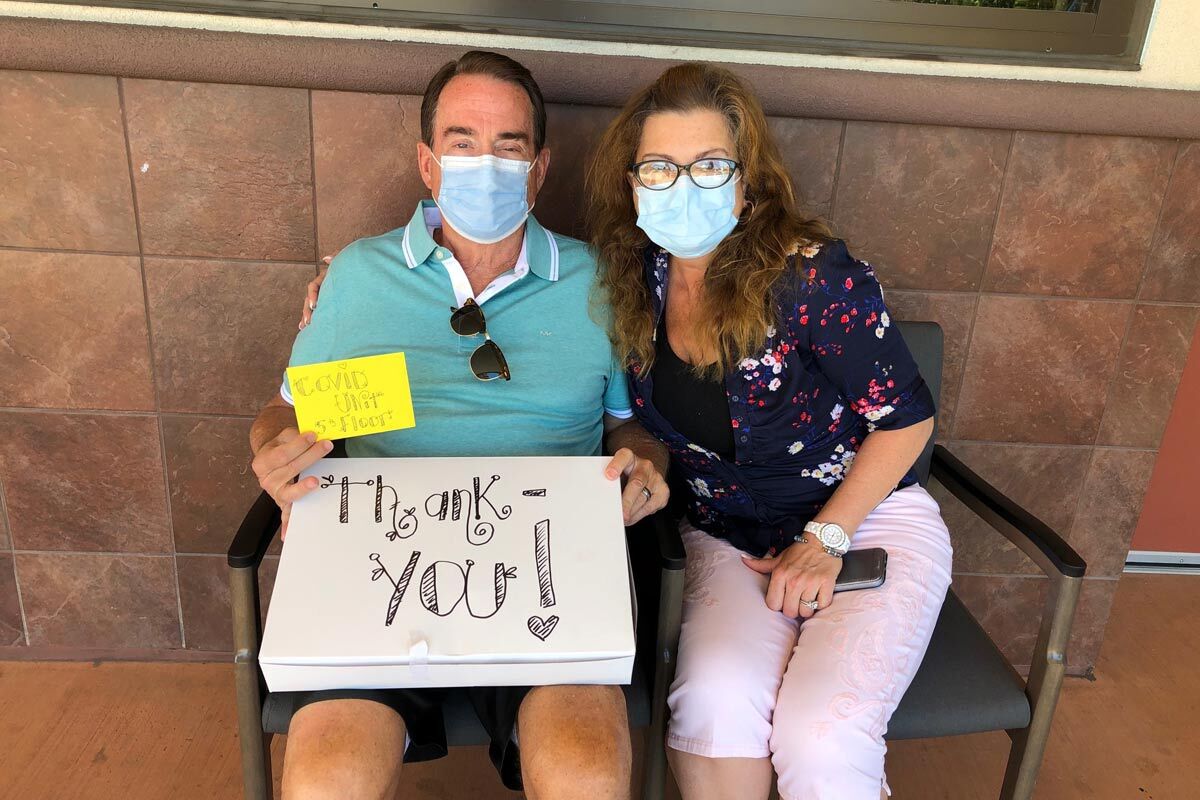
[282,699,406,800]
[519,685,631,799]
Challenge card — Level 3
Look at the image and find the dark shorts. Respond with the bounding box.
[289,685,534,791]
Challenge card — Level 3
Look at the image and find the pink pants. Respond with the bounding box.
[666,485,954,800]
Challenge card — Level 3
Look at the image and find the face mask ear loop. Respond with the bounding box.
[525,156,537,215]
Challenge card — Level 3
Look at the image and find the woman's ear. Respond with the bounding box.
[736,185,752,220]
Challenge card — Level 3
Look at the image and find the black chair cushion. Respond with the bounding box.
[886,590,1030,740]
[263,661,652,741]
[895,320,944,489]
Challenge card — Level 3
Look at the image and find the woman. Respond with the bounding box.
[585,63,952,800]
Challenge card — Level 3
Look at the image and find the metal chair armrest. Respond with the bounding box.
[651,510,686,571]
[643,510,685,800]
[930,444,1086,579]
[227,490,282,569]
[230,562,272,798]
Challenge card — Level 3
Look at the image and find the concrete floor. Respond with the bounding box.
[0,572,1195,799]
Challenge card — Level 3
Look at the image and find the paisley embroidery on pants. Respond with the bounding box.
[682,531,735,608]
[824,549,938,740]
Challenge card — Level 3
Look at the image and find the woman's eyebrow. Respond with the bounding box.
[637,148,731,162]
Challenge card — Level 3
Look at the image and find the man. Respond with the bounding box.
[249,51,669,799]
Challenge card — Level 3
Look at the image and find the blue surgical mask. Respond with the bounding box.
[434,154,533,244]
[634,176,739,259]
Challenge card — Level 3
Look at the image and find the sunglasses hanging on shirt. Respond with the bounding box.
[450,298,511,382]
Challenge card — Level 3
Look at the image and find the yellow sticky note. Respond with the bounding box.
[287,353,416,440]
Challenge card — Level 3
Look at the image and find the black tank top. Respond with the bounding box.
[651,319,736,461]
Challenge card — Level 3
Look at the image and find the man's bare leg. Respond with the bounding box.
[517,685,631,800]
[281,699,407,800]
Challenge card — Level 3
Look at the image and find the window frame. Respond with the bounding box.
[60,0,1157,69]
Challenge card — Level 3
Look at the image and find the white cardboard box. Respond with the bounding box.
[259,456,636,692]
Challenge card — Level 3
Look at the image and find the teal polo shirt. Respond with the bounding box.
[282,201,631,458]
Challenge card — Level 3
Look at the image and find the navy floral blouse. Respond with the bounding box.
[628,239,936,557]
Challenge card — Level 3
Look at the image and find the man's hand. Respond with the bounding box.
[604,448,669,526]
[251,428,334,539]
[742,535,844,619]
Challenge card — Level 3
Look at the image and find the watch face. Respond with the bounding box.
[819,523,850,552]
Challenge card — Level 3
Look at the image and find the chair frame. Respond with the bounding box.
[228,323,1084,800]
[230,446,1083,800]
[640,444,1084,800]
[228,490,282,800]
[928,444,1085,800]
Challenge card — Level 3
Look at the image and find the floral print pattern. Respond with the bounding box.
[628,240,935,557]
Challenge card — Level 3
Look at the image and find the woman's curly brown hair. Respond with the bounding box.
[586,62,834,378]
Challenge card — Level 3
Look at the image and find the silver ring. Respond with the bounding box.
[640,487,652,500]
[800,599,819,611]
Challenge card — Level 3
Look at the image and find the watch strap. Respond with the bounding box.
[791,533,845,559]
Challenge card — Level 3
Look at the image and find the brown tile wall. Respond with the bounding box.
[2,68,1196,675]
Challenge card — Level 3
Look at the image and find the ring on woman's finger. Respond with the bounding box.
[800,599,820,611]
[640,487,652,500]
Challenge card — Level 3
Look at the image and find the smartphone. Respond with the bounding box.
[833,547,887,593]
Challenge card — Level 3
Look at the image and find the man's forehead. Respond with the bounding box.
[435,74,534,133]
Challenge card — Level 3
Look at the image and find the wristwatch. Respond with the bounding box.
[801,520,851,558]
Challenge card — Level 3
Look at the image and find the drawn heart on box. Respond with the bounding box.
[527,614,560,641]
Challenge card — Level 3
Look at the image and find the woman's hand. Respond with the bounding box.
[743,535,844,619]
[299,253,337,329]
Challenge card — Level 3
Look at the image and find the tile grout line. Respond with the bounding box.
[1086,139,1181,457]
[952,570,1118,582]
[0,469,11,554]
[947,129,1016,439]
[891,288,1200,308]
[176,551,280,560]
[0,243,315,268]
[8,562,31,646]
[308,88,322,274]
[117,76,188,650]
[825,121,847,223]
[1134,139,1183,305]
[1,479,31,646]
[952,571,1047,581]
[941,438,1156,453]
[9,550,180,558]
[0,243,139,257]
[896,291,1200,315]
[0,406,257,420]
[976,129,1017,295]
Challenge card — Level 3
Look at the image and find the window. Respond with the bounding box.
[85,0,1155,67]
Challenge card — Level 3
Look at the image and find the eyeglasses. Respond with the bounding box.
[629,158,741,191]
[450,298,511,381]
